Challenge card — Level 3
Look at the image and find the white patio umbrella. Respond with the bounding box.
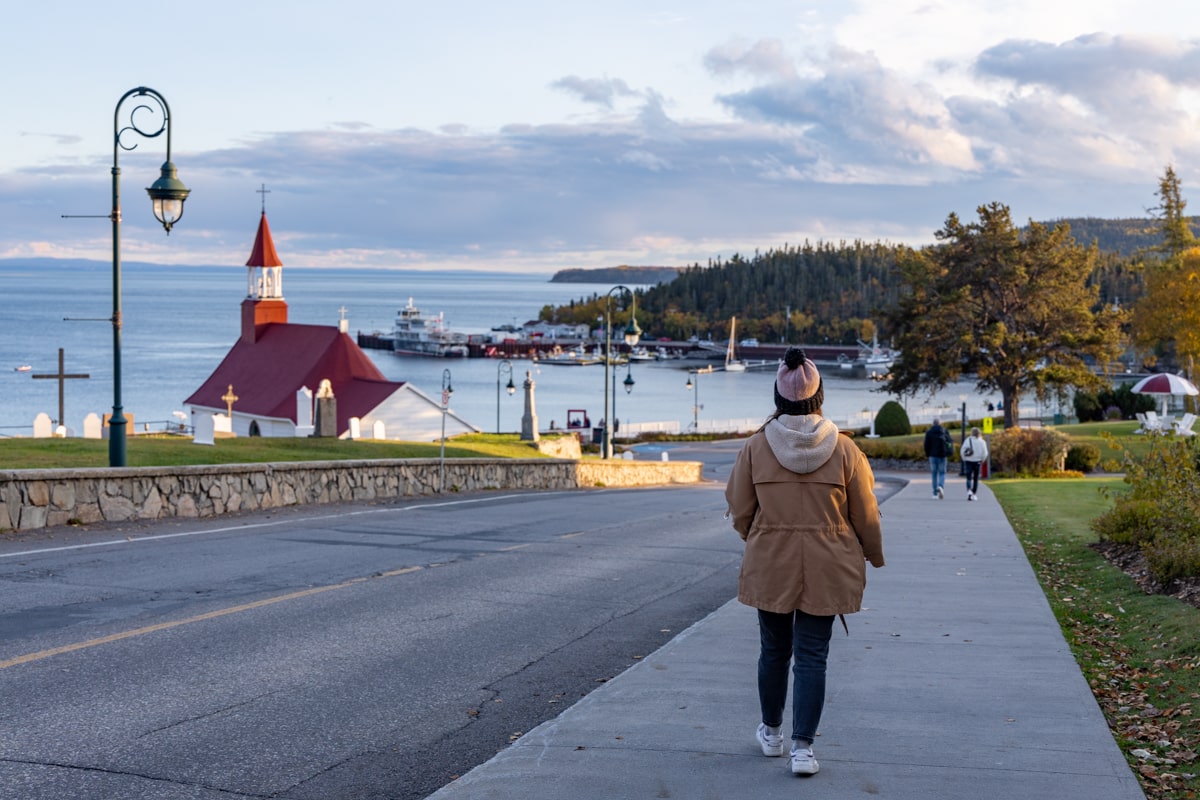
[1131,372,1200,416]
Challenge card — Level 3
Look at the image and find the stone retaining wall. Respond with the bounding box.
[0,458,704,532]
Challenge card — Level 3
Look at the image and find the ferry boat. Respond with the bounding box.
[14,365,32,372]
[393,297,469,358]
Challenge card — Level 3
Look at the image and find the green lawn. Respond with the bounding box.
[992,478,1199,799]
[0,433,554,470]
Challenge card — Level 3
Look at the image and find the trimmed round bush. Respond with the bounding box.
[1064,443,1101,473]
[874,400,912,437]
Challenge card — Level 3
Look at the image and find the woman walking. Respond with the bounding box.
[725,348,885,776]
[960,426,990,500]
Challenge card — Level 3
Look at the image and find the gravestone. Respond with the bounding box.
[33,413,53,438]
[193,414,215,446]
[348,417,361,439]
[82,413,102,439]
[295,386,315,438]
[372,419,386,439]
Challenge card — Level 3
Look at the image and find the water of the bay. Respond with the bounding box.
[0,261,1046,439]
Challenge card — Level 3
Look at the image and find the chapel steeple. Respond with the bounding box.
[241,185,288,343]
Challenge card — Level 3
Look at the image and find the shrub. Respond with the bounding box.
[873,401,911,437]
[1091,433,1200,583]
[988,427,1071,475]
[1073,384,1157,422]
[1064,443,1101,473]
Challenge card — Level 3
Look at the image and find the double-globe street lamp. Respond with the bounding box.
[496,359,515,433]
[108,87,191,467]
[602,286,641,459]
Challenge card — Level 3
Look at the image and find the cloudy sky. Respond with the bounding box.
[2,0,1198,273]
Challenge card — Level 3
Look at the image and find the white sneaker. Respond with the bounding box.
[790,744,819,775]
[756,724,784,757]
[968,492,976,501]
[936,486,944,499]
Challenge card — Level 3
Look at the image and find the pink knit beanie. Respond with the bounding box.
[774,347,824,415]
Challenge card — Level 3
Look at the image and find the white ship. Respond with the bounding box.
[393,297,469,358]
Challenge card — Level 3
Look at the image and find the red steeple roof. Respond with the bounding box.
[246,212,283,267]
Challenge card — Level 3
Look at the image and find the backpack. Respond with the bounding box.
[942,431,954,455]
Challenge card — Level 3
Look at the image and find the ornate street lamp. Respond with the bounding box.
[603,286,641,458]
[109,87,190,467]
[496,359,515,433]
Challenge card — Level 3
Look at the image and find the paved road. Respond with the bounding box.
[0,478,743,799]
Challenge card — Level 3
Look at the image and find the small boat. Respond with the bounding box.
[14,365,32,372]
[724,317,747,372]
[627,347,657,362]
[838,333,896,378]
[539,346,603,366]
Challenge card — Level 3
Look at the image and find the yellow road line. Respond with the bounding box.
[0,566,423,671]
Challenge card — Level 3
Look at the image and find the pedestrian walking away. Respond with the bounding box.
[725,347,886,778]
[923,417,954,499]
[960,426,990,501]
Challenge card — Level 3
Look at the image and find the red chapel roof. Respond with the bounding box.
[184,323,403,432]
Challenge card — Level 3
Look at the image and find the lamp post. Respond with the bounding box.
[686,366,710,432]
[611,362,635,446]
[108,87,190,467]
[496,359,515,433]
[440,368,453,491]
[602,286,641,458]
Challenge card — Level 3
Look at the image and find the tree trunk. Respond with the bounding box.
[1002,387,1020,429]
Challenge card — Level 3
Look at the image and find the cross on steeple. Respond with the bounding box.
[31,348,90,425]
[257,183,271,213]
[221,384,239,417]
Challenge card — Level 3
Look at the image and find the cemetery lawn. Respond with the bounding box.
[0,434,549,470]
[992,478,1199,800]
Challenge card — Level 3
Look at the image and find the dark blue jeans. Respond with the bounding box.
[757,609,835,745]
[964,460,982,494]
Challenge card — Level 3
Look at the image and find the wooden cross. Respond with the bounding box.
[31,348,90,426]
[221,384,239,416]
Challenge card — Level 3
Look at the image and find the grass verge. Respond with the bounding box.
[991,478,1199,799]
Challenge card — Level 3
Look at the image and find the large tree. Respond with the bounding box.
[881,202,1124,428]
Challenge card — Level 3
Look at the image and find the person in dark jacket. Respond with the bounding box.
[725,348,885,777]
[923,417,953,499]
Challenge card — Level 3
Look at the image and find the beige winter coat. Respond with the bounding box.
[725,415,885,616]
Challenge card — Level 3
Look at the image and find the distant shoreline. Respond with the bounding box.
[550,266,683,285]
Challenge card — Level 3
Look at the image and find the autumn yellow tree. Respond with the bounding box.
[1132,246,1200,379]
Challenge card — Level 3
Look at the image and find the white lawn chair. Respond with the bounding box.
[1135,412,1159,434]
[1173,412,1197,436]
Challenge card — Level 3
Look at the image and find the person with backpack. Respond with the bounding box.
[923,417,954,499]
[960,426,990,501]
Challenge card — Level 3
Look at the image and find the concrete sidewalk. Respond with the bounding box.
[426,475,1145,800]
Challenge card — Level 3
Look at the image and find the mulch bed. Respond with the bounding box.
[1091,540,1200,610]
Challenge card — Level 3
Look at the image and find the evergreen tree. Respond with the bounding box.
[1151,165,1195,259]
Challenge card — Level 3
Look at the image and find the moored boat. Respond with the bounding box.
[393,297,469,357]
